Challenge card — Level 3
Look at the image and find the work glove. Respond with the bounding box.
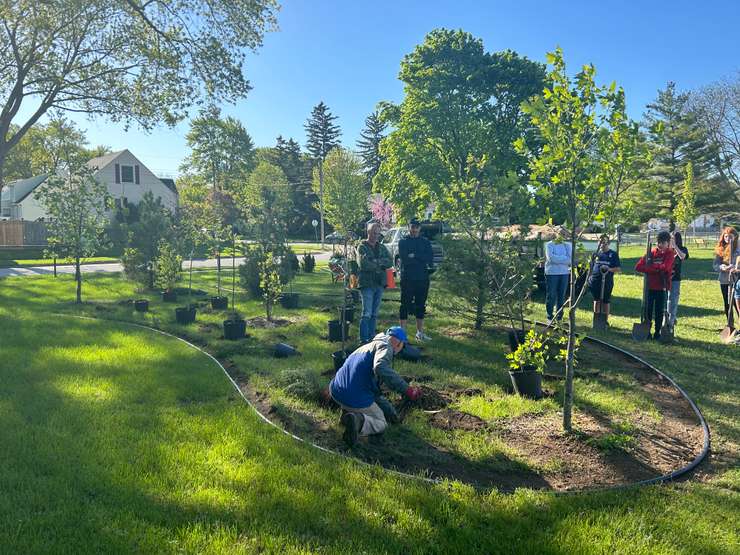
[405,386,422,401]
[599,265,609,274]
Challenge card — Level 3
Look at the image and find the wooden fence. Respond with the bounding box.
[0,221,48,246]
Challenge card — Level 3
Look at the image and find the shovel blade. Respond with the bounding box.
[720,326,736,344]
[658,328,674,344]
[632,322,650,341]
[592,313,608,332]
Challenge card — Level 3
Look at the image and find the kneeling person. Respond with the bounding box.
[329,326,421,446]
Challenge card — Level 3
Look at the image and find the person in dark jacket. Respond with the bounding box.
[667,223,689,328]
[356,221,393,343]
[635,230,675,340]
[329,327,422,446]
[398,218,434,342]
[589,234,621,324]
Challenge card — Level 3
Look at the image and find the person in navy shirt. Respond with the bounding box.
[398,218,435,342]
[329,327,422,446]
[589,234,621,325]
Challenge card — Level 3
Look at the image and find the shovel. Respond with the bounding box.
[720,275,737,343]
[592,267,608,332]
[658,274,674,344]
[632,232,652,341]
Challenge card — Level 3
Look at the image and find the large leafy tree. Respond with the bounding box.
[375,29,544,328]
[516,48,642,431]
[356,111,387,188]
[305,102,341,245]
[36,167,109,303]
[313,148,369,235]
[126,192,175,289]
[0,0,277,199]
[642,82,716,219]
[239,161,291,250]
[181,106,256,193]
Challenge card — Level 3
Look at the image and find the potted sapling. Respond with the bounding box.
[175,245,197,325]
[278,250,300,309]
[154,239,182,306]
[223,230,246,340]
[205,226,229,310]
[506,329,545,399]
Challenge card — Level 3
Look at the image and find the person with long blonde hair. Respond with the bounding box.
[713,226,740,317]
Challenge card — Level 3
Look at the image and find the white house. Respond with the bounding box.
[0,149,177,221]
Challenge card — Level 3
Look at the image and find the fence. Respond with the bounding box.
[619,231,720,248]
[0,221,48,246]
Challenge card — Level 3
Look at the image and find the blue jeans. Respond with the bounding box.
[667,280,681,326]
[546,274,568,320]
[360,286,384,342]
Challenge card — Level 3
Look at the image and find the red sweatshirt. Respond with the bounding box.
[635,247,676,291]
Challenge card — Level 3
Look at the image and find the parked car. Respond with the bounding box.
[383,221,446,273]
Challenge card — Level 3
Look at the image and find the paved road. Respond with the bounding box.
[0,252,333,279]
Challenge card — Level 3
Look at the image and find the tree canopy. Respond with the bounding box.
[314,148,368,235]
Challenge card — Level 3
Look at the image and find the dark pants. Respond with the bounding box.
[646,289,666,336]
[399,278,430,320]
[720,283,739,317]
[546,274,568,320]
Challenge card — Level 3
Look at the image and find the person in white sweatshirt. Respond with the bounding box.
[545,227,572,323]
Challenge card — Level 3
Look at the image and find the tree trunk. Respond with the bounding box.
[562,233,578,431]
[319,159,325,248]
[75,256,82,304]
[216,251,221,296]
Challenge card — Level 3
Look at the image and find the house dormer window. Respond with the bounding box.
[121,165,134,183]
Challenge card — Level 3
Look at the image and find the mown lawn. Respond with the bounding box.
[0,246,738,554]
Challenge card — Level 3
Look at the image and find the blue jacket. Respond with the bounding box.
[329,333,409,408]
[545,241,572,275]
[399,235,434,281]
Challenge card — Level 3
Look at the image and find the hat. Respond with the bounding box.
[409,218,421,226]
[386,326,408,344]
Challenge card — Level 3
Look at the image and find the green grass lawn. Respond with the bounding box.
[0,248,738,553]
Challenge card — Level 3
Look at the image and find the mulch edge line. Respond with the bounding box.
[52,313,711,495]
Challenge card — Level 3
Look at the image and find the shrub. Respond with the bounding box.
[301,252,316,273]
[121,247,149,286]
[239,245,297,299]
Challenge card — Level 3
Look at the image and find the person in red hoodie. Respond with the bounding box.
[635,230,676,340]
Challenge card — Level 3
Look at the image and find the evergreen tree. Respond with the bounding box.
[643,82,716,219]
[275,136,317,235]
[356,111,387,187]
[304,102,342,245]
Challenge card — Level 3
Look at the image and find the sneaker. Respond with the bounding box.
[341,412,364,446]
[415,331,432,342]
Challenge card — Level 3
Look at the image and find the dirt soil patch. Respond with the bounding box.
[428,409,487,431]
[246,316,292,328]
[218,337,705,492]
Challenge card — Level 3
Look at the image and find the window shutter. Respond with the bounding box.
[134,165,140,184]
[115,164,120,184]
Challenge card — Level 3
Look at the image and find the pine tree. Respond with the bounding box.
[643,82,716,219]
[356,111,387,187]
[304,102,341,245]
[274,136,316,235]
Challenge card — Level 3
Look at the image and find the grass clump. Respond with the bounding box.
[276,369,322,402]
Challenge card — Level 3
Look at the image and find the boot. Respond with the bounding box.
[341,412,364,446]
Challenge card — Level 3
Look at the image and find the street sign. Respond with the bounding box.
[311,219,318,227]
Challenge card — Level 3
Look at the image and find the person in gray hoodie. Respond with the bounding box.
[545,226,572,323]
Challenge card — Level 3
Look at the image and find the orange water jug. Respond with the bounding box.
[386,268,397,289]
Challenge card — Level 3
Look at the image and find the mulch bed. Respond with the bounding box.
[217,336,705,493]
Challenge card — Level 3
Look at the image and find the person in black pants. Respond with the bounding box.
[635,231,675,340]
[398,218,434,342]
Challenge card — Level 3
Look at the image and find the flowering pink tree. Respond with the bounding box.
[370,196,394,228]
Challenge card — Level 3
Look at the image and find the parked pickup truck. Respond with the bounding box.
[382,221,447,274]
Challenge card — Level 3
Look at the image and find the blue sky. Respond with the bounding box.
[45,0,740,177]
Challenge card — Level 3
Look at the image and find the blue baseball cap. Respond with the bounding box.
[386,326,408,343]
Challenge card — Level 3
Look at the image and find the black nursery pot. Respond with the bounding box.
[279,292,300,309]
[507,329,526,352]
[175,305,197,325]
[162,290,178,303]
[274,342,299,358]
[210,296,228,310]
[509,366,543,400]
[223,318,246,340]
[338,306,355,323]
[328,319,349,342]
[332,350,348,371]
[134,299,149,312]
